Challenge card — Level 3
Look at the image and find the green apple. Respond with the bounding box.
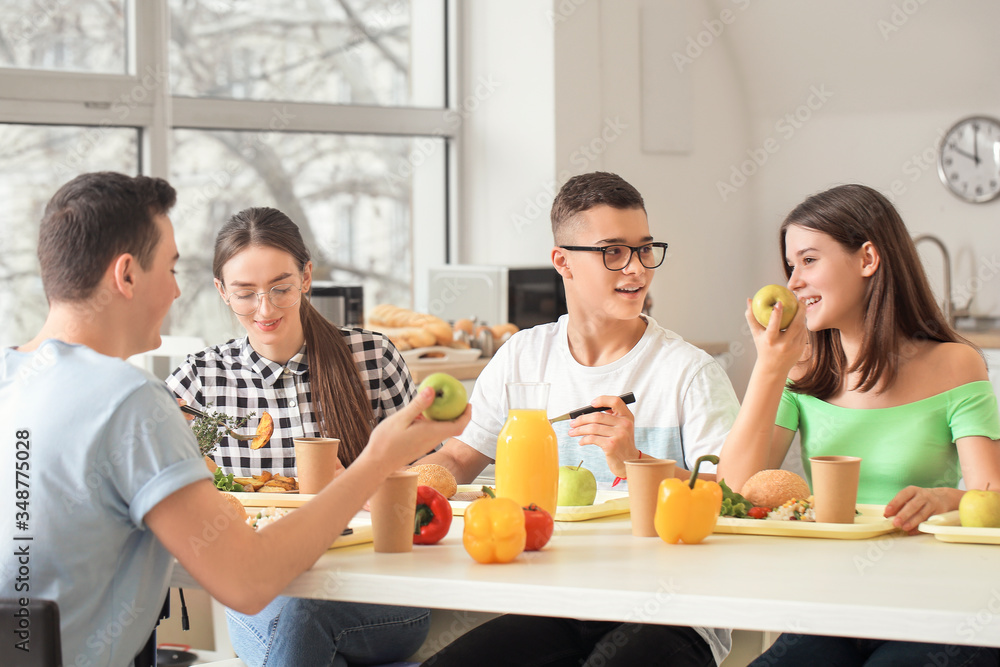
[417,372,468,421]
[959,489,1000,528]
[752,284,799,330]
[558,461,598,506]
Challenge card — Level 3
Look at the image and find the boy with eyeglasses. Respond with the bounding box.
[418,171,739,667]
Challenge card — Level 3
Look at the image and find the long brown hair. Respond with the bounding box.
[780,184,961,399]
[214,207,374,465]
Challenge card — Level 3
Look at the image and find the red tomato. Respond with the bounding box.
[747,506,770,520]
[523,504,554,551]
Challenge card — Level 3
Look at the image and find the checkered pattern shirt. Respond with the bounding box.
[166,330,415,477]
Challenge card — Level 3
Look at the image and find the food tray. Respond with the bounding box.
[400,346,482,364]
[918,511,1000,545]
[231,491,313,508]
[714,504,898,540]
[449,485,630,522]
[241,504,373,550]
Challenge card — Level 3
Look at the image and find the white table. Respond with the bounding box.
[170,513,1000,649]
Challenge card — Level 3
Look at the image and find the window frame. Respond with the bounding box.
[0,0,460,309]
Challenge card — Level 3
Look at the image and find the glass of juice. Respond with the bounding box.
[495,382,559,515]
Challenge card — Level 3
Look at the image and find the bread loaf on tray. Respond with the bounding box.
[366,304,453,349]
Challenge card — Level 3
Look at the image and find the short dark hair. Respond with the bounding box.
[550,172,645,242]
[37,172,176,302]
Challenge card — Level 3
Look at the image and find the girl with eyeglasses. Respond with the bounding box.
[167,206,430,667]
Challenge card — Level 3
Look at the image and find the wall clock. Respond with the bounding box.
[937,116,1000,203]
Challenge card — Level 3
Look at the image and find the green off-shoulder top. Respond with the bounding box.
[776,381,1000,504]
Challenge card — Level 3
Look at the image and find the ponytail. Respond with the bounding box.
[300,299,375,466]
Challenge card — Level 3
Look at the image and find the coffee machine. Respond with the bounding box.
[310,282,364,328]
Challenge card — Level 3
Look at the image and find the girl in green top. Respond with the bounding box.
[716,184,1000,667]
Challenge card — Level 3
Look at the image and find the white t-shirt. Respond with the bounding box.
[457,314,739,665]
[0,341,211,667]
[460,314,739,483]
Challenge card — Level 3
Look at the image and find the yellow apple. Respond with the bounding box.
[752,284,798,330]
[959,489,1000,528]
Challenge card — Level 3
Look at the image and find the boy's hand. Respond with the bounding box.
[567,394,637,479]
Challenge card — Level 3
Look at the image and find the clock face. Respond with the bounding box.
[938,116,1000,203]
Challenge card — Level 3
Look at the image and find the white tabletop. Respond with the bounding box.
[170,513,1000,648]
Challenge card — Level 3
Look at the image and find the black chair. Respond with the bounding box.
[0,598,62,666]
[134,594,172,667]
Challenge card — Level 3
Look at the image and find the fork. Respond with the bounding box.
[179,404,256,441]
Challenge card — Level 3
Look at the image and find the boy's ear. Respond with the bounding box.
[552,247,572,280]
[111,253,136,298]
[860,241,880,277]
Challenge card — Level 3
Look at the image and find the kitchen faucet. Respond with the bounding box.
[912,234,971,328]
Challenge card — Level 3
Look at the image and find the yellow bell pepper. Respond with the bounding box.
[463,487,526,564]
[654,455,723,545]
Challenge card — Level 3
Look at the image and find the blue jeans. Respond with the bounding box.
[749,634,1000,667]
[227,595,431,667]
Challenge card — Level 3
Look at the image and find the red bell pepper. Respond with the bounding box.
[414,485,453,545]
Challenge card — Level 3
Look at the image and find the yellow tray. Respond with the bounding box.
[918,511,1000,545]
[230,491,314,508]
[714,504,898,540]
[242,506,373,550]
[449,486,630,522]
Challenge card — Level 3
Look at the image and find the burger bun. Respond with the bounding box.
[740,469,811,509]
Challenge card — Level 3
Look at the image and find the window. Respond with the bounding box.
[0,124,140,347]
[0,0,453,349]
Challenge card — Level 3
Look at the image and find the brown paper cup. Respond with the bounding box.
[625,458,675,537]
[370,470,419,553]
[293,437,340,494]
[810,456,861,524]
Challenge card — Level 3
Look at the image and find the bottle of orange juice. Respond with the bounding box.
[495,382,559,516]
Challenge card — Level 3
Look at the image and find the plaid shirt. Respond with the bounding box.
[166,330,415,477]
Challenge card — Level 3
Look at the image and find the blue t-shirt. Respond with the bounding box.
[0,341,211,667]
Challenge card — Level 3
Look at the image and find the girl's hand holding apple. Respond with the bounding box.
[744,295,809,379]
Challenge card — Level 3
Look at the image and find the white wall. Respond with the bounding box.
[456,1,556,269]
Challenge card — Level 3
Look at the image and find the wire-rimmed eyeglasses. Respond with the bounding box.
[224,283,303,316]
[558,242,668,271]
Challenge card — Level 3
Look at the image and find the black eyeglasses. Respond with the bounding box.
[558,242,668,271]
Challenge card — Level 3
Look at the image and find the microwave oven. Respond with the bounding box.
[310,282,364,328]
[426,265,567,330]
